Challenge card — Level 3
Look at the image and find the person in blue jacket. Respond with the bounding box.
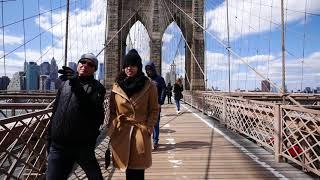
[145,62,166,149]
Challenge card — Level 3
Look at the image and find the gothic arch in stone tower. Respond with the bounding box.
[105,0,204,90]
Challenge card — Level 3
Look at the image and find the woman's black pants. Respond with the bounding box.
[126,169,145,180]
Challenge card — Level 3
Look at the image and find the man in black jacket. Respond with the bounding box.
[46,53,105,180]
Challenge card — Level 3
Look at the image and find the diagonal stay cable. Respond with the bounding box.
[96,1,149,57]
[172,35,183,64]
[0,18,64,60]
[168,0,283,93]
[0,0,77,29]
[161,0,206,81]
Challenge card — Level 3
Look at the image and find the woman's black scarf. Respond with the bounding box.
[116,71,148,97]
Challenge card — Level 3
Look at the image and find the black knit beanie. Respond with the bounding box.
[122,49,143,72]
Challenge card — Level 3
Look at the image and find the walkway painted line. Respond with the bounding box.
[182,104,289,180]
[163,122,183,168]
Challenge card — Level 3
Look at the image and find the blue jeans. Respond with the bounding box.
[175,99,180,111]
[46,143,103,180]
[153,110,161,145]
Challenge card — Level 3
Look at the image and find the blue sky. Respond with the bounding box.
[160,0,320,91]
[1,0,319,92]
[0,0,106,78]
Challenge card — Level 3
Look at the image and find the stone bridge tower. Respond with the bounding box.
[105,0,204,90]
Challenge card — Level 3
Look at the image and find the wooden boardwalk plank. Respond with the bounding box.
[70,103,316,180]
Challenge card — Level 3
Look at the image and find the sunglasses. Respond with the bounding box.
[79,60,95,68]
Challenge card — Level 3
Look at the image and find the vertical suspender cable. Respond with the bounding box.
[204,0,207,91]
[267,0,274,80]
[226,0,231,92]
[104,0,108,86]
[301,0,308,91]
[50,0,54,58]
[38,0,42,63]
[280,0,286,93]
[60,0,63,59]
[22,0,27,70]
[75,0,78,59]
[64,0,70,66]
[1,1,6,76]
[245,0,254,91]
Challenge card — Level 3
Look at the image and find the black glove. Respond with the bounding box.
[58,66,76,81]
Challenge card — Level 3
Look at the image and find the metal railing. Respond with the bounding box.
[0,94,110,179]
[0,109,52,179]
[183,91,320,177]
[1,91,319,178]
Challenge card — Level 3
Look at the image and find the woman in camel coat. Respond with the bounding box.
[107,49,159,180]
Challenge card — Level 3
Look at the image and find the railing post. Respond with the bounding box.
[191,91,193,108]
[202,94,205,115]
[11,108,15,116]
[222,96,226,125]
[274,103,283,162]
[11,98,16,116]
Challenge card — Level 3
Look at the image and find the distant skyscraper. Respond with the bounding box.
[50,81,56,91]
[7,72,24,91]
[24,61,28,72]
[26,62,40,90]
[98,63,104,81]
[68,62,77,72]
[169,62,176,85]
[50,57,58,80]
[261,80,270,92]
[165,72,170,84]
[39,75,49,91]
[304,87,312,93]
[0,76,10,90]
[21,74,26,90]
[50,57,59,89]
[40,62,51,75]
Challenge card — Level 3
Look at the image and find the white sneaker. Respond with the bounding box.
[177,110,180,114]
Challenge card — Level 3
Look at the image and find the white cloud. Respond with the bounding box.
[162,33,174,43]
[237,54,276,64]
[205,49,320,91]
[206,0,320,41]
[126,21,151,67]
[161,54,185,77]
[0,57,25,77]
[161,61,171,75]
[0,32,23,45]
[1,0,106,78]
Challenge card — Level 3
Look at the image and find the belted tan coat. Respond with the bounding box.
[107,79,159,170]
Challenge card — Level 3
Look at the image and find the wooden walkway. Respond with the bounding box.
[70,103,316,180]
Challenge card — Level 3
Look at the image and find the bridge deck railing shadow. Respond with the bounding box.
[183,90,320,177]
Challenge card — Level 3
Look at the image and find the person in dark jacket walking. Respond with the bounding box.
[46,53,105,180]
[173,78,183,114]
[166,82,173,104]
[145,62,166,149]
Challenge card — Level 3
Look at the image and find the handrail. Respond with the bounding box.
[183,91,320,176]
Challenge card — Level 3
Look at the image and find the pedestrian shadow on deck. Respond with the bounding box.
[160,128,176,133]
[152,140,211,153]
